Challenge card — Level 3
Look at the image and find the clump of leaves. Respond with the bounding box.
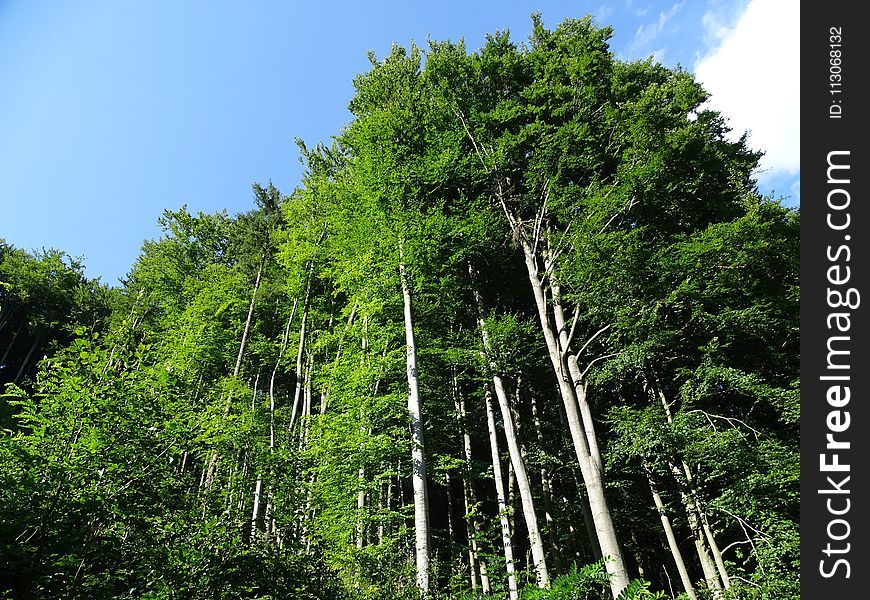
[520,561,609,600]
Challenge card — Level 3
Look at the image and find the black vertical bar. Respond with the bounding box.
[801,1,868,597]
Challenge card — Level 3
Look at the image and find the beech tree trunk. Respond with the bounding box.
[645,463,697,600]
[484,387,519,600]
[518,237,629,597]
[454,373,491,594]
[234,253,266,379]
[399,256,430,596]
[470,266,549,587]
[205,253,266,488]
[649,373,730,591]
[531,394,564,572]
[288,276,313,432]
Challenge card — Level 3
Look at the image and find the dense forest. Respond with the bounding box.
[0,16,798,600]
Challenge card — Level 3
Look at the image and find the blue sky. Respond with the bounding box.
[0,0,798,285]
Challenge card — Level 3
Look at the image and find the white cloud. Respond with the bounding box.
[694,0,799,177]
[595,4,614,22]
[630,2,684,52]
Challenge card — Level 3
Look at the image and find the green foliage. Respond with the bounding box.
[519,561,609,600]
[0,242,110,390]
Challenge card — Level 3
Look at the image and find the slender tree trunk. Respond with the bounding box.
[484,387,519,600]
[0,320,25,366]
[12,334,41,384]
[288,277,313,432]
[248,372,265,538]
[507,461,516,539]
[445,472,455,556]
[319,302,358,414]
[234,253,266,379]
[531,394,564,572]
[454,371,491,594]
[357,466,366,549]
[699,505,731,589]
[645,463,697,600]
[378,478,392,545]
[298,352,314,452]
[251,478,263,538]
[518,239,629,596]
[264,300,297,536]
[205,255,265,489]
[556,399,601,561]
[491,374,549,587]
[671,462,723,596]
[399,255,430,596]
[649,373,731,591]
[470,267,549,587]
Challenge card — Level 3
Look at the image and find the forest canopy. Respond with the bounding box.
[1,14,798,600]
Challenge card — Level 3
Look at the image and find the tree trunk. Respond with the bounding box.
[234,252,266,379]
[519,239,629,597]
[556,399,602,562]
[250,478,263,538]
[645,463,697,600]
[288,276,313,432]
[12,334,41,384]
[491,374,549,587]
[470,266,549,587]
[649,373,731,591]
[399,256,430,597]
[318,302,358,414]
[454,372,491,594]
[670,462,723,596]
[264,300,297,537]
[357,466,366,549]
[484,387,519,600]
[205,254,265,488]
[531,394,564,572]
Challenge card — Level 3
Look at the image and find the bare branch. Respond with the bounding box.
[531,183,549,256]
[575,325,611,361]
[564,305,581,352]
[580,352,619,380]
[716,507,769,576]
[454,108,489,170]
[597,195,637,236]
[687,410,763,439]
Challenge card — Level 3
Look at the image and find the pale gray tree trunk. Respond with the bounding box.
[491,374,549,587]
[530,394,564,572]
[251,478,263,538]
[484,387,519,600]
[399,255,430,596]
[234,253,266,378]
[205,254,265,489]
[454,372,491,594]
[671,462,723,596]
[357,466,366,549]
[649,374,730,591]
[645,463,697,600]
[264,299,297,536]
[517,238,629,597]
[470,267,550,587]
[288,276,313,432]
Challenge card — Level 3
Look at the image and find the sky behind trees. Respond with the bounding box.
[0,0,798,285]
